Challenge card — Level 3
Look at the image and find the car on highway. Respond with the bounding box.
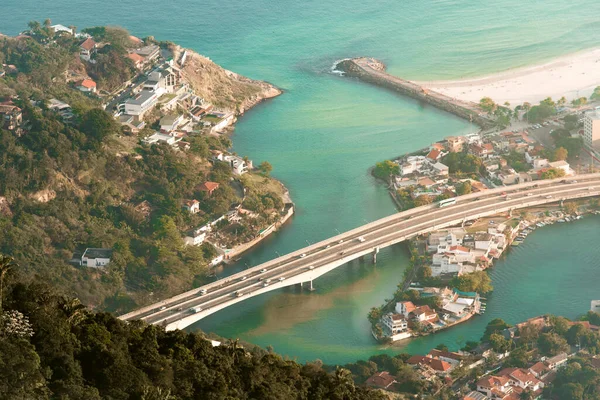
[325,244,331,249]
[200,288,207,295]
[546,195,553,199]
[234,291,243,297]
[526,193,533,196]
[176,307,183,311]
[299,253,306,258]
[190,306,202,313]
[265,279,272,283]
[307,265,314,270]
[240,276,247,281]
[260,268,267,273]
[357,236,366,242]
[263,282,269,288]
[338,239,344,244]
[340,250,346,255]
[279,277,286,281]
[160,306,167,311]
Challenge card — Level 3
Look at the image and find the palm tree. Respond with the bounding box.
[0,255,15,313]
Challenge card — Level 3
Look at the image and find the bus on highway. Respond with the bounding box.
[438,198,457,208]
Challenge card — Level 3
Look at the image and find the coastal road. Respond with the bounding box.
[119,174,600,330]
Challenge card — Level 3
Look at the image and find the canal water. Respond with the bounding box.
[3,0,600,364]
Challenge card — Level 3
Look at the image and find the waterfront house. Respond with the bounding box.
[411,305,437,322]
[365,371,397,390]
[431,253,463,277]
[426,148,443,162]
[133,45,160,64]
[80,248,112,269]
[76,78,97,93]
[182,199,200,214]
[146,61,182,94]
[222,154,249,175]
[198,181,220,196]
[395,301,416,318]
[79,38,96,62]
[50,24,74,35]
[381,313,411,341]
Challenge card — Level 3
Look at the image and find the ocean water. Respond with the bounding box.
[2,0,600,364]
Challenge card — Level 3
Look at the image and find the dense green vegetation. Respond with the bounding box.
[372,160,399,181]
[0,23,285,311]
[0,257,383,400]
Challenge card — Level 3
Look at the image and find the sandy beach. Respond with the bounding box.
[415,48,600,106]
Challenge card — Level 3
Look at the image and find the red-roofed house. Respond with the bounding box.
[497,367,544,393]
[76,78,97,93]
[427,349,464,366]
[407,355,453,374]
[470,143,495,158]
[395,301,416,318]
[127,52,146,70]
[476,375,512,398]
[426,148,442,162]
[411,305,437,322]
[199,181,220,196]
[529,362,549,379]
[365,371,397,390]
[79,38,97,62]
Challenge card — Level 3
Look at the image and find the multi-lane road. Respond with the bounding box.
[119,174,600,330]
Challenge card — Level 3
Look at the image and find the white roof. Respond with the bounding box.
[442,302,468,314]
[51,24,72,33]
[549,160,569,167]
[456,298,474,306]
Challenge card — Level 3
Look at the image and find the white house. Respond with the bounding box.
[548,160,571,175]
[124,90,159,117]
[544,353,568,370]
[76,78,96,93]
[79,38,96,62]
[395,301,416,318]
[160,114,184,132]
[431,254,463,277]
[143,132,177,145]
[223,155,250,175]
[381,313,409,339]
[51,24,74,35]
[474,232,493,251]
[183,199,200,214]
[145,61,181,94]
[80,248,112,268]
[184,227,208,246]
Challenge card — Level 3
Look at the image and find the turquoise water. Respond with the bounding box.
[3,0,600,364]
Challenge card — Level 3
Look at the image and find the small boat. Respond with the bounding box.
[576,215,583,220]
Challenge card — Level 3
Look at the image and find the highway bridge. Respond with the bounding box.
[119,174,600,331]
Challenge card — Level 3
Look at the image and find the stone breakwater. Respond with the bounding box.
[336,58,495,129]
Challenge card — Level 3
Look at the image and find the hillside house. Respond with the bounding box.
[80,248,112,268]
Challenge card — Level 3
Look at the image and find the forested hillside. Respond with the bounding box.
[0,256,384,400]
[0,22,284,311]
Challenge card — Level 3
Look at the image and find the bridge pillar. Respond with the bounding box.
[309,280,315,291]
[372,247,380,264]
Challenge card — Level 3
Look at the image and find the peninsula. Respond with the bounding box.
[0,21,291,312]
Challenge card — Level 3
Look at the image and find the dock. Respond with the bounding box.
[335,58,495,129]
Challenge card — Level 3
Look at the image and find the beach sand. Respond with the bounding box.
[415,48,600,106]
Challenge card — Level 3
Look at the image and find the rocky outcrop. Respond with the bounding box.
[336,58,494,129]
[170,45,281,113]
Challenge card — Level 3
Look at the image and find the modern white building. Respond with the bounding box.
[125,90,160,117]
[381,313,411,341]
[80,248,112,268]
[584,110,600,150]
[184,226,209,246]
[223,155,250,175]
